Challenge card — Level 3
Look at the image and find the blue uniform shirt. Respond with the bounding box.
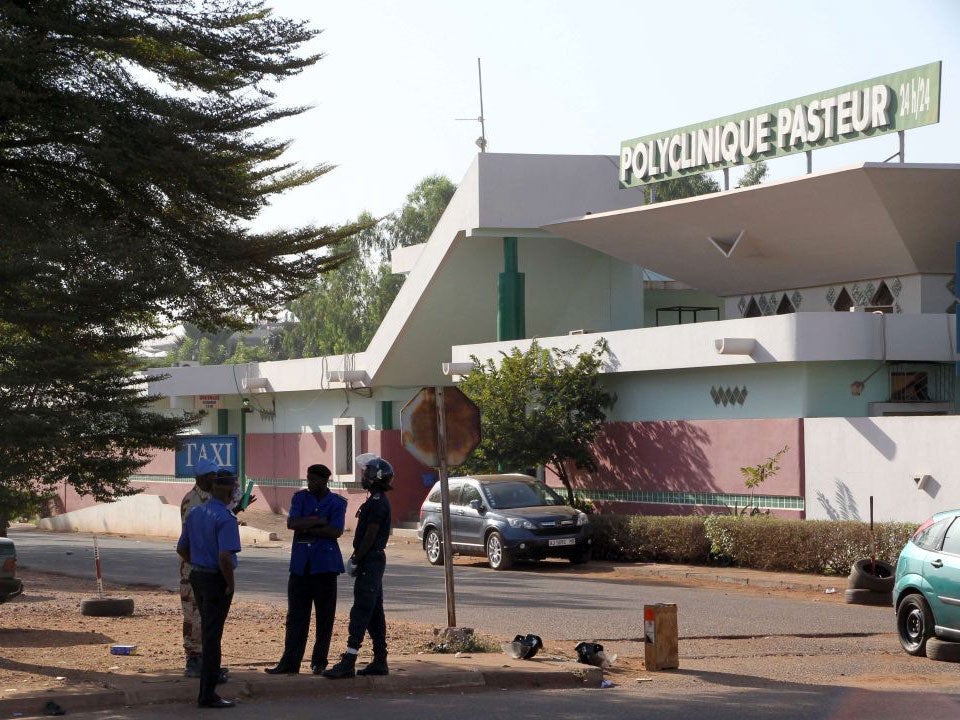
[289,489,347,575]
[177,498,241,571]
[354,491,391,553]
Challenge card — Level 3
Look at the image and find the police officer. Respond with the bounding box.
[179,457,217,678]
[323,456,394,679]
[265,463,347,675]
[177,470,242,709]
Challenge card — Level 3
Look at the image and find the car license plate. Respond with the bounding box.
[549,538,576,547]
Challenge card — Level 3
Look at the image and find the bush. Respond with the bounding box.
[590,514,917,575]
[590,515,710,563]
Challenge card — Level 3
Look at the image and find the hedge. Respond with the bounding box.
[588,514,917,575]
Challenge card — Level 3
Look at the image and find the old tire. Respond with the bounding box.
[80,597,134,617]
[925,638,960,663]
[848,559,895,592]
[486,531,513,571]
[896,592,934,656]
[844,588,892,606]
[424,528,444,566]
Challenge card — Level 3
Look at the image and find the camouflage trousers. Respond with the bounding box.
[180,559,203,658]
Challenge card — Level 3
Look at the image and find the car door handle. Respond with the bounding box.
[931,558,944,569]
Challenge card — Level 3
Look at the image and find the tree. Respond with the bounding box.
[737,161,769,188]
[386,175,456,250]
[277,175,455,358]
[644,172,721,203]
[459,340,616,504]
[0,1,363,533]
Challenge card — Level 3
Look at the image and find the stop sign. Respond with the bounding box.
[400,386,481,467]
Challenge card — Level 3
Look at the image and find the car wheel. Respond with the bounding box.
[849,559,895,592]
[80,597,135,617]
[424,528,444,566]
[925,638,960,662]
[897,593,934,656]
[486,531,513,571]
[569,547,592,565]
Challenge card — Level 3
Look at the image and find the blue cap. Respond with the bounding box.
[194,458,219,477]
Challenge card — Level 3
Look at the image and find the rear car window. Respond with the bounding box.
[427,481,462,504]
[913,517,952,551]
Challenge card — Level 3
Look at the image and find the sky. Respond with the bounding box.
[255,0,960,232]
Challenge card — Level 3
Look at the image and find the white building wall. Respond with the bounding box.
[804,416,960,522]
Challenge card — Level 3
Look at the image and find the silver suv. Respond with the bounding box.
[417,474,591,570]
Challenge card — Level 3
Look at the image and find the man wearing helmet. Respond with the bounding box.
[324,454,394,679]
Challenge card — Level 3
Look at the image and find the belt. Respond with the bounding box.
[190,566,220,574]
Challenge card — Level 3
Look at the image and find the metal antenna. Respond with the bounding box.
[456,58,487,152]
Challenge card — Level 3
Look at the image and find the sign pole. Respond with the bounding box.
[434,386,457,627]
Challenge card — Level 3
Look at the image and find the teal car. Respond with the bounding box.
[894,509,960,656]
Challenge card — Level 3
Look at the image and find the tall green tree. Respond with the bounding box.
[459,340,616,504]
[278,175,455,358]
[644,172,721,203]
[737,160,769,188]
[0,1,362,533]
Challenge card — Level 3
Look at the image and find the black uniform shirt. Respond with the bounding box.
[354,491,391,553]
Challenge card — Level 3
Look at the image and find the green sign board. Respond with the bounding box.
[619,61,941,187]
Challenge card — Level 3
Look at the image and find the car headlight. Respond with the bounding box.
[506,517,536,530]
[576,511,588,526]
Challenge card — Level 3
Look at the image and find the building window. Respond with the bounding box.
[833,287,853,312]
[890,372,930,402]
[776,294,795,314]
[333,418,360,479]
[744,298,762,317]
[870,281,894,308]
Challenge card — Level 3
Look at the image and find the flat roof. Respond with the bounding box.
[544,163,960,296]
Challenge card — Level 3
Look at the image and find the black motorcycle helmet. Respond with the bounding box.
[360,456,394,491]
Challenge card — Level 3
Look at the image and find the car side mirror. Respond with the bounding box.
[469,499,484,512]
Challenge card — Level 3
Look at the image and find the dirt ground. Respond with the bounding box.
[2,511,846,700]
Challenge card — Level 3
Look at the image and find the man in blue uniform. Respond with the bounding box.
[323,456,394,679]
[265,463,347,675]
[177,470,242,709]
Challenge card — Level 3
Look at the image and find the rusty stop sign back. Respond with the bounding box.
[400,386,480,628]
[400,386,480,467]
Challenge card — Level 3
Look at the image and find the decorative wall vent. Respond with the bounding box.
[710,386,748,406]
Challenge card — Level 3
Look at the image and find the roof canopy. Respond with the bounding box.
[544,163,960,296]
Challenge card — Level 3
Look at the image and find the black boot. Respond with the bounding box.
[357,654,388,676]
[322,653,357,679]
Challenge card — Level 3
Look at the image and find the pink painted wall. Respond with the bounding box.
[55,420,803,527]
[56,430,435,532]
[574,419,803,496]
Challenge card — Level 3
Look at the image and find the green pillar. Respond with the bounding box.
[217,409,229,435]
[379,400,394,430]
[497,237,525,341]
[239,403,248,484]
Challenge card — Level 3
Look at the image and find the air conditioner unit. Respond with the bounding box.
[241,377,270,391]
[326,369,367,383]
[568,329,588,335]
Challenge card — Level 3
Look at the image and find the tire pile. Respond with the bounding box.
[844,558,893,606]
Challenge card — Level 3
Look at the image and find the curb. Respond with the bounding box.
[0,661,601,716]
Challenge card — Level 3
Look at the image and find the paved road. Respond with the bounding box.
[11,529,893,640]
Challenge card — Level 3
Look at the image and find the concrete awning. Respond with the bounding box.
[543,163,960,297]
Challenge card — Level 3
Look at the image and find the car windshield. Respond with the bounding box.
[482,481,565,509]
